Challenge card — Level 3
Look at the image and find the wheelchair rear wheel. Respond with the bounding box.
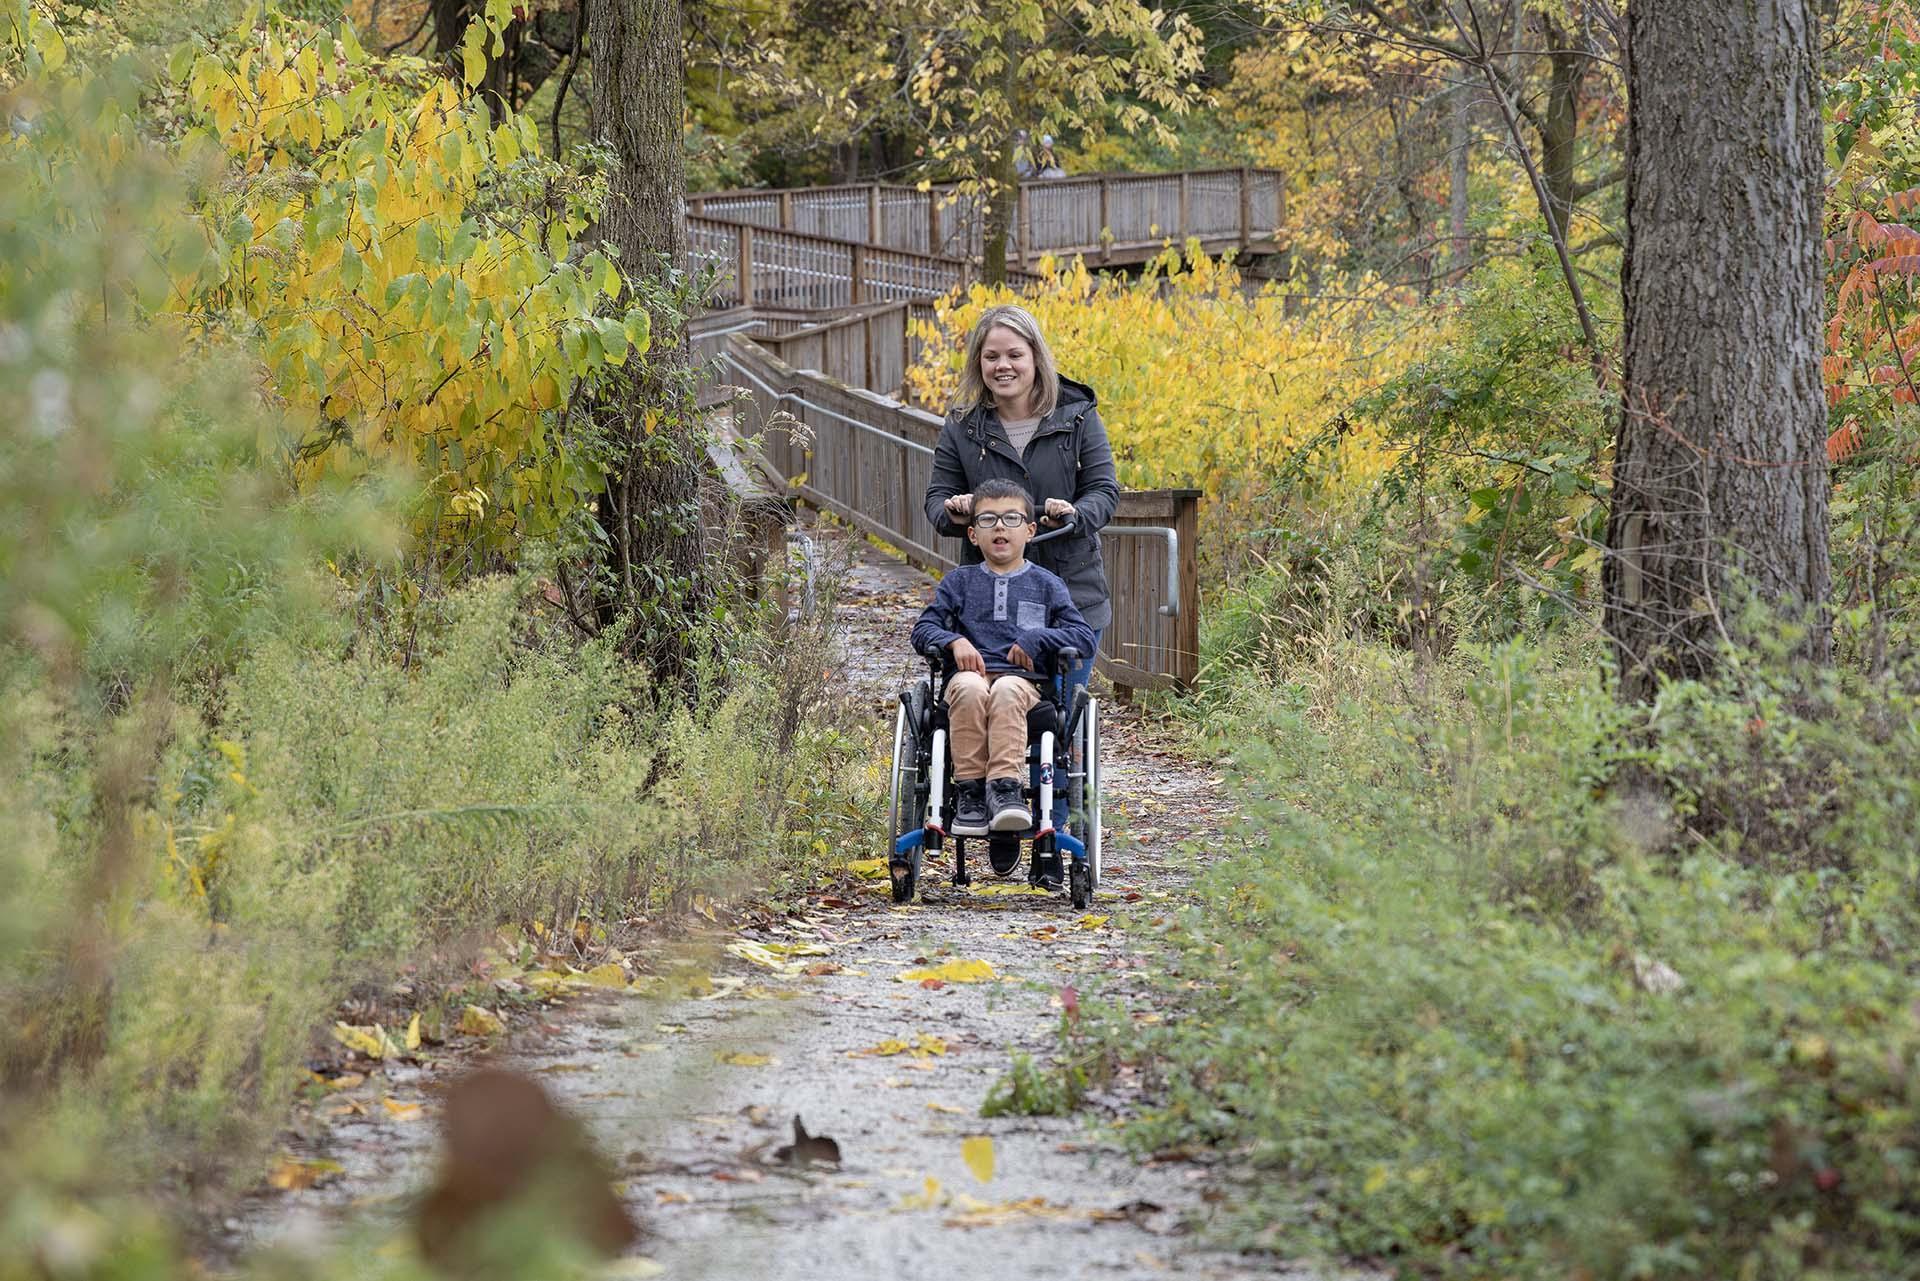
[887,688,931,904]
[1077,696,1102,888]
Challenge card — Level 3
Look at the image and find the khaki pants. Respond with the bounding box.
[945,671,1041,781]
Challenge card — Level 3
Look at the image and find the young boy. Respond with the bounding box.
[910,478,1097,838]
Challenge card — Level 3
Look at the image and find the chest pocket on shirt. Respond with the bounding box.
[1017,599,1048,630]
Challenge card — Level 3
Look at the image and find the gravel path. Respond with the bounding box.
[229,526,1331,1280]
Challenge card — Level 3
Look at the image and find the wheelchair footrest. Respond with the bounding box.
[893,829,927,857]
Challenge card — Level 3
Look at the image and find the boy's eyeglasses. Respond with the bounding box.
[971,511,1033,529]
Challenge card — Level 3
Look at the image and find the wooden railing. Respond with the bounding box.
[689,168,1286,269]
[720,335,1199,692]
[687,215,1042,312]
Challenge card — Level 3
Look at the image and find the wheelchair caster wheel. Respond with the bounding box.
[987,835,1021,877]
[1069,861,1091,909]
[890,850,920,904]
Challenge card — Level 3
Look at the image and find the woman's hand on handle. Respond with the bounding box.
[1040,498,1074,527]
[944,493,974,523]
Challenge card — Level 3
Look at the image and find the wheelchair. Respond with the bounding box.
[885,525,1103,909]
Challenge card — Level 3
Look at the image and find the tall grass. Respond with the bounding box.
[1097,542,1920,1279]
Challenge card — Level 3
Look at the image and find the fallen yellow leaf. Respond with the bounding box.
[331,1022,395,1060]
[404,1012,422,1051]
[854,1032,948,1059]
[458,1004,504,1036]
[961,1135,995,1184]
[926,1101,966,1115]
[898,1175,946,1210]
[632,970,716,998]
[580,962,626,987]
[382,1097,423,1120]
[267,1155,344,1191]
[944,1195,1077,1228]
[715,1050,775,1067]
[896,959,998,984]
[845,858,889,880]
[1076,914,1110,930]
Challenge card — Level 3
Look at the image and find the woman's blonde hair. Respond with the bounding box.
[954,303,1060,420]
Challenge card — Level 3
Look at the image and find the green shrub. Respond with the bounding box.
[1102,623,1920,1279]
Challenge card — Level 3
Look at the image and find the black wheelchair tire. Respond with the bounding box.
[1069,860,1091,909]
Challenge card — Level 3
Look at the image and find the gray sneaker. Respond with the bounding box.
[987,778,1032,832]
[950,780,990,836]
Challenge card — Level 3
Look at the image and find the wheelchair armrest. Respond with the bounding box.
[1055,648,1082,664]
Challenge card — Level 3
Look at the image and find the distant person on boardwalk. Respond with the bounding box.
[923,304,1118,831]
[1012,128,1034,179]
[1034,133,1065,179]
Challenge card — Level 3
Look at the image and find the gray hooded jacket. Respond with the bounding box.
[923,376,1121,632]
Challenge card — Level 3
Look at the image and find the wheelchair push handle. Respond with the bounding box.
[1029,508,1076,546]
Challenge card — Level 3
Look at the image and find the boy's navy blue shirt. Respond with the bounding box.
[911,561,1097,675]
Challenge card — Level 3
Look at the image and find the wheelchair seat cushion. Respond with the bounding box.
[1026,700,1061,740]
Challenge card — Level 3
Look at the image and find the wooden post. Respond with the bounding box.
[927,189,941,256]
[1238,165,1252,248]
[849,243,866,305]
[1098,177,1112,262]
[1178,172,1191,243]
[864,314,877,390]
[868,184,882,245]
[737,223,755,307]
[778,190,793,228]
[1017,184,1031,268]
[690,195,707,217]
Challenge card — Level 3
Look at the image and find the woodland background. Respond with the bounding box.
[7,0,1920,1277]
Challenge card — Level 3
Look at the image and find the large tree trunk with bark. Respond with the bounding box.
[587,0,709,681]
[1603,0,1830,701]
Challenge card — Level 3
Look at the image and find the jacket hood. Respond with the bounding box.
[1054,376,1097,414]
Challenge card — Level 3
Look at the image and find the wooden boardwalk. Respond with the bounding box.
[684,168,1286,310]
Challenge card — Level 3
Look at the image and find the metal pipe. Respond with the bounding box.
[720,351,937,458]
[1099,525,1180,618]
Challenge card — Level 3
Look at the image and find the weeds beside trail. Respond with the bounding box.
[1086,562,1920,1280]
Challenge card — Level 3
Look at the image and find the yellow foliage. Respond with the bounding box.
[169,6,653,562]
[906,251,1439,526]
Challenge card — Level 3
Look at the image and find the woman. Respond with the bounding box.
[923,304,1119,837]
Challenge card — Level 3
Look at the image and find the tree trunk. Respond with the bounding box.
[1603,0,1830,701]
[1449,83,1471,283]
[981,152,1017,286]
[586,0,708,681]
[1537,17,1587,234]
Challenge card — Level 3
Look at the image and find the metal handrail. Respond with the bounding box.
[1099,525,1180,618]
[720,350,936,458]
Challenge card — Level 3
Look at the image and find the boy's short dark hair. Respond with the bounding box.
[973,478,1034,520]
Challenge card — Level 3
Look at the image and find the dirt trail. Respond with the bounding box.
[231,528,1324,1280]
